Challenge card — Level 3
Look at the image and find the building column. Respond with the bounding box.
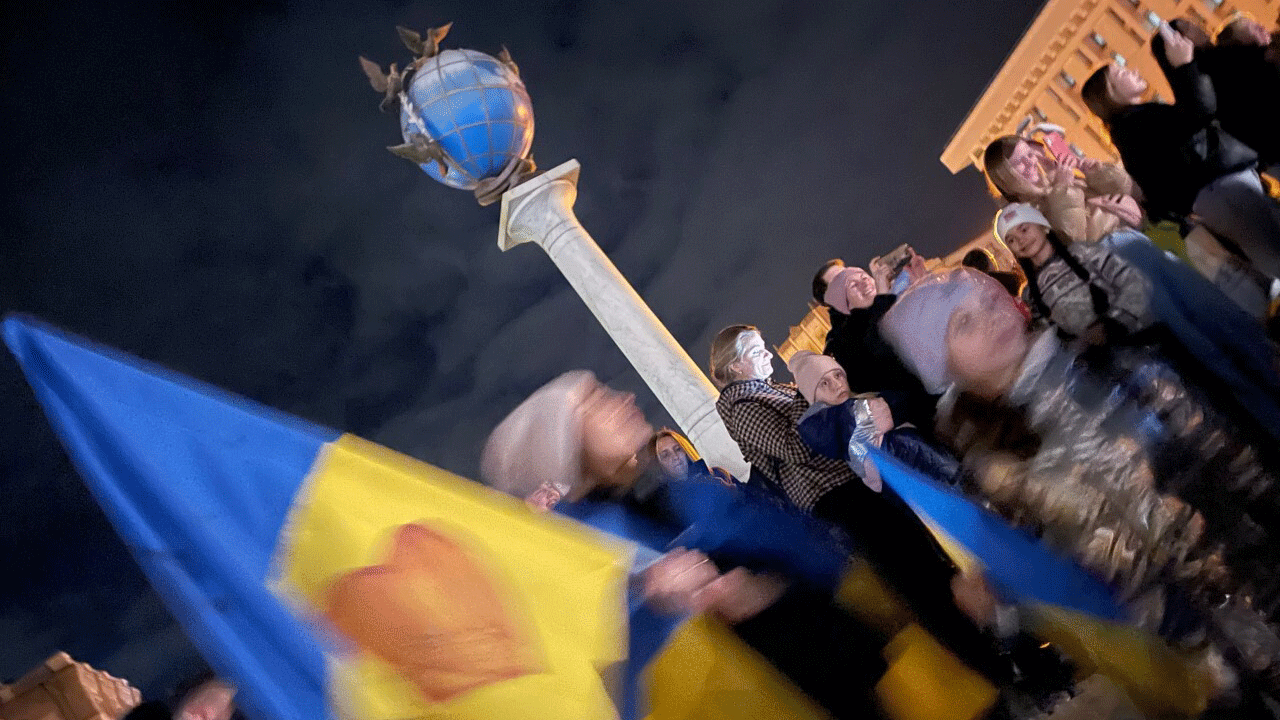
[498,159,748,478]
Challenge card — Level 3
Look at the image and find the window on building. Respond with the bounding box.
[1110,6,1148,45]
[1153,91,1165,103]
[1045,87,1081,121]
[1033,106,1047,121]
[1059,70,1076,88]
[1069,143,1084,157]
[1126,0,1141,7]
[1112,51,1127,66]
[1084,123,1119,159]
[1203,0,1223,8]
[1145,10,1161,30]
[1186,7,1210,27]
[1089,31,1107,47]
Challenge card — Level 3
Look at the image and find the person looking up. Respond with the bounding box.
[881,268,1280,709]
[811,261,937,430]
[711,326,1007,684]
[1083,25,1280,279]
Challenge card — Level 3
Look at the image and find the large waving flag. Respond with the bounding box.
[866,448,1214,717]
[866,447,1122,621]
[4,315,825,720]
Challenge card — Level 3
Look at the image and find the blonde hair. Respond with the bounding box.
[982,135,1041,202]
[647,428,700,466]
[709,324,759,389]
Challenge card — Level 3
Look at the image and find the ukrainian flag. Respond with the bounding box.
[4,315,825,720]
[867,449,1216,718]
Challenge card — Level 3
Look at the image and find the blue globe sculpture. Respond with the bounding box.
[398,48,535,192]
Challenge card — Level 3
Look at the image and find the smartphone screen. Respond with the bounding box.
[1042,132,1072,161]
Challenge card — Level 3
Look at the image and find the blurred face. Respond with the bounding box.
[655,435,689,479]
[813,368,851,406]
[1107,64,1147,105]
[733,332,774,381]
[1004,222,1053,266]
[1007,140,1047,187]
[1236,18,1270,46]
[945,278,1030,397]
[1172,18,1211,48]
[823,265,877,310]
[580,381,653,488]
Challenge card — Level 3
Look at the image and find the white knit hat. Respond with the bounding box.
[481,371,596,501]
[994,203,1052,244]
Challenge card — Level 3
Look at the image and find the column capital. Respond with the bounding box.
[497,159,582,252]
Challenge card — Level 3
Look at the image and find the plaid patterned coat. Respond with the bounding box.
[715,379,856,511]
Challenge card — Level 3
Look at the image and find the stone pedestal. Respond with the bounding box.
[498,160,748,478]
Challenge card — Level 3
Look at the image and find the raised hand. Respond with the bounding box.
[1058,152,1101,174]
[1054,153,1081,172]
[643,548,721,615]
[951,573,999,628]
[700,569,788,624]
[867,397,895,437]
[1046,159,1080,188]
[1159,23,1194,68]
[1087,193,1144,226]
[868,256,893,295]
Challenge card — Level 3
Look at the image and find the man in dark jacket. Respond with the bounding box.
[1166,16,1280,175]
[811,259,938,432]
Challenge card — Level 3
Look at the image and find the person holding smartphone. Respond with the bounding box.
[1083,23,1280,280]
[986,111,1280,442]
[809,259,938,433]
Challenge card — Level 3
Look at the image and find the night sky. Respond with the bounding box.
[0,0,1038,701]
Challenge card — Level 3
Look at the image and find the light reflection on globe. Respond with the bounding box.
[398,49,534,191]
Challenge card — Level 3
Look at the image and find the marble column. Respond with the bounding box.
[498,159,748,478]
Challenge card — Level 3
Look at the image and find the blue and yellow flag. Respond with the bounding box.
[4,315,826,720]
[866,447,1123,620]
[867,448,1214,717]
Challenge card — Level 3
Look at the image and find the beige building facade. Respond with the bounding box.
[942,0,1277,174]
[775,303,832,364]
[783,0,1277,365]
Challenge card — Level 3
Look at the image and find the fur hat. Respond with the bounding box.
[481,371,596,501]
[786,350,843,404]
[994,202,1052,244]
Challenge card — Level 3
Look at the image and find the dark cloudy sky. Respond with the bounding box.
[0,0,1038,701]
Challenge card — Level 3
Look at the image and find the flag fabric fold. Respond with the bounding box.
[4,315,334,720]
[5,315,824,720]
[866,448,1214,717]
[866,447,1123,621]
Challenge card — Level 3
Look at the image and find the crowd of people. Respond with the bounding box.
[479,11,1280,720]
